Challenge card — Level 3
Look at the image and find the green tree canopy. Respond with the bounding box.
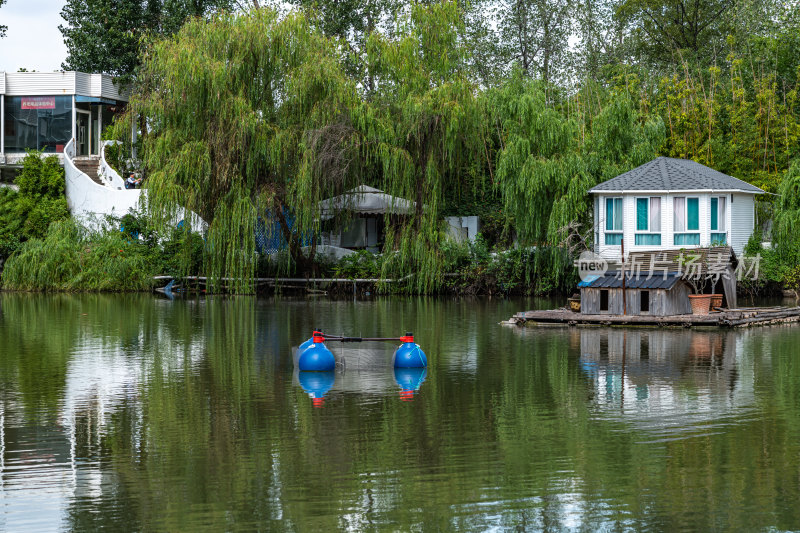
[126,8,360,292]
[773,159,800,264]
[615,0,732,65]
[59,0,233,78]
[355,1,488,292]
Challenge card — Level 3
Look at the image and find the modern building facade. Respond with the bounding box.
[1,71,128,168]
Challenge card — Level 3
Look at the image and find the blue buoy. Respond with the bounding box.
[298,332,336,371]
[298,370,335,407]
[298,336,314,352]
[392,333,427,368]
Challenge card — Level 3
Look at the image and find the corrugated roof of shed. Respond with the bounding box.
[581,272,684,290]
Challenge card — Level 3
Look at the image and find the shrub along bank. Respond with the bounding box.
[0,152,70,262]
[257,237,578,296]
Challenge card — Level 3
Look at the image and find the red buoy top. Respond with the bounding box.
[312,331,325,343]
[399,334,414,343]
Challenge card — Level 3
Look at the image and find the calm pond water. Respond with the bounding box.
[1,293,799,531]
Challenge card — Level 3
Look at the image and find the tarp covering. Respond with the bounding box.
[318,185,415,220]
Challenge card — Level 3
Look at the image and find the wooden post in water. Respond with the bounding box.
[621,238,626,316]
[621,329,626,410]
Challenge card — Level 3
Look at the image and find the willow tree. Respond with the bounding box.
[126,9,360,292]
[348,1,487,293]
[774,160,800,265]
[492,76,664,283]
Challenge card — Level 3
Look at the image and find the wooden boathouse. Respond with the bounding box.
[579,272,692,316]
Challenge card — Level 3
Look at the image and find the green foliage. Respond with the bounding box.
[494,0,571,83]
[491,73,664,287]
[102,0,800,296]
[59,0,233,79]
[1,208,205,292]
[774,160,800,266]
[358,1,487,293]
[438,236,577,295]
[16,150,66,199]
[126,8,360,293]
[334,250,382,279]
[0,152,70,260]
[2,219,155,292]
[616,0,731,65]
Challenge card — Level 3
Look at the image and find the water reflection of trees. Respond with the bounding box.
[2,295,800,530]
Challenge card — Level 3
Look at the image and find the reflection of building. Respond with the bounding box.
[578,329,752,434]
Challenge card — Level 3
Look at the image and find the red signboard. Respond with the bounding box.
[21,96,56,110]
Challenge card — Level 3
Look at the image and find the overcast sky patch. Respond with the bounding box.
[0,0,68,72]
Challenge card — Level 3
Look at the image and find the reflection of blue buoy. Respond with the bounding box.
[299,371,335,407]
[394,367,427,400]
[298,331,336,371]
[393,333,427,368]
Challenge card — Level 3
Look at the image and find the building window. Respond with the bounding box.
[604,197,622,245]
[600,289,609,312]
[3,95,73,153]
[635,197,662,245]
[710,196,727,245]
[673,196,700,245]
[640,290,650,313]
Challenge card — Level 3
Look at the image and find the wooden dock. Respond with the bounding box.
[508,306,800,328]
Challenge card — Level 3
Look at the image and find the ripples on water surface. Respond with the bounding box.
[1,293,800,531]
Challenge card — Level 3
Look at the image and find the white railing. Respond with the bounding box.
[63,137,143,222]
[99,140,127,190]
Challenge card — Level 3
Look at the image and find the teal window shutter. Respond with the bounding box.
[606,198,614,231]
[636,198,648,230]
[710,197,718,230]
[687,198,699,230]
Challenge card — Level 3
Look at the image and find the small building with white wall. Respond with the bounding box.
[590,157,764,261]
[0,71,144,220]
[1,71,128,168]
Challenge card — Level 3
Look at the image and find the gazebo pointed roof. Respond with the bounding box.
[318,185,415,220]
[589,157,764,194]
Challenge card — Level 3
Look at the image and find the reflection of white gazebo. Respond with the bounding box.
[318,185,415,250]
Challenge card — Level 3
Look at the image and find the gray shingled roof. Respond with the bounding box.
[589,157,764,194]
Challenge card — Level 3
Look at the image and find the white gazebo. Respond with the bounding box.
[318,185,415,250]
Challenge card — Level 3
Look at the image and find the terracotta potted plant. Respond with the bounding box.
[689,293,712,315]
[681,251,711,315]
